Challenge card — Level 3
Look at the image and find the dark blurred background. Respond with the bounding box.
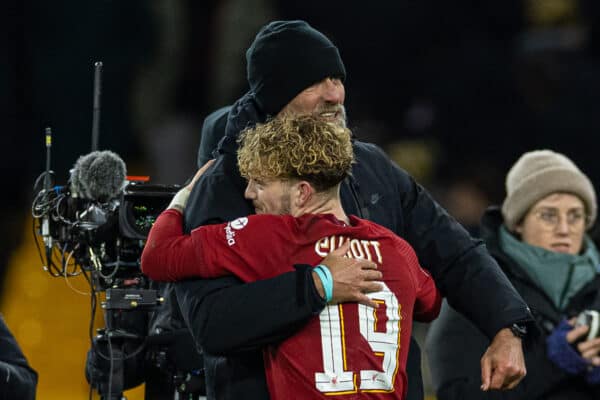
[3,0,600,397]
[8,0,600,222]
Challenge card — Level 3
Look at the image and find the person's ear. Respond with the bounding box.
[514,223,523,234]
[295,181,314,207]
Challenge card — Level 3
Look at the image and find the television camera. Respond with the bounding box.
[31,143,183,400]
[31,62,203,400]
[32,147,178,294]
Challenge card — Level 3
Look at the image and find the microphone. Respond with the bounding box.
[70,150,127,202]
[42,127,53,249]
[71,151,99,198]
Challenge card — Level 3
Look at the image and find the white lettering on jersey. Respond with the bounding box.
[223,217,249,246]
[224,223,236,246]
[314,235,383,264]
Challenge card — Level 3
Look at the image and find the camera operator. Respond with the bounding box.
[427,150,600,399]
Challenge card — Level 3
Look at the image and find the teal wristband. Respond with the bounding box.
[314,265,333,302]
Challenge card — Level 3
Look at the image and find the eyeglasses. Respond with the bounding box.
[532,208,587,231]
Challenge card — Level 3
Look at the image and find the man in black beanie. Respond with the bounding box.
[246,20,346,116]
[177,20,533,399]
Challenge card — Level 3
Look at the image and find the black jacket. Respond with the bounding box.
[177,97,532,400]
[426,207,600,400]
[0,315,37,400]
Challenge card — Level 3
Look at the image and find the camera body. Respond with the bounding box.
[34,178,179,290]
[575,310,600,341]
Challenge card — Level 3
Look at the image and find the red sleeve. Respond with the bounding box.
[396,237,442,322]
[141,209,212,281]
[141,210,293,282]
[413,267,442,322]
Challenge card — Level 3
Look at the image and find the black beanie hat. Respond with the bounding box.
[246,20,346,116]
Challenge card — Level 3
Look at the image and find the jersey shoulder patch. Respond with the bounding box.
[229,217,249,230]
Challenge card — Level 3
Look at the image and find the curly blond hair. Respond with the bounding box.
[237,115,354,191]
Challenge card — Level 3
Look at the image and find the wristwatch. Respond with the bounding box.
[509,322,528,339]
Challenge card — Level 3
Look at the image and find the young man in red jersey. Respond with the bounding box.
[142,115,441,399]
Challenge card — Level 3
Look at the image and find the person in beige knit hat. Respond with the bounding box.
[427,149,600,399]
[502,149,597,250]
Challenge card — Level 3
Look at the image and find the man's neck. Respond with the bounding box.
[294,195,349,225]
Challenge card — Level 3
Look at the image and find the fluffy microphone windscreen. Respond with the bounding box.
[71,150,127,201]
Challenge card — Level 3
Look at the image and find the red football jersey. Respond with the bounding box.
[143,210,441,399]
